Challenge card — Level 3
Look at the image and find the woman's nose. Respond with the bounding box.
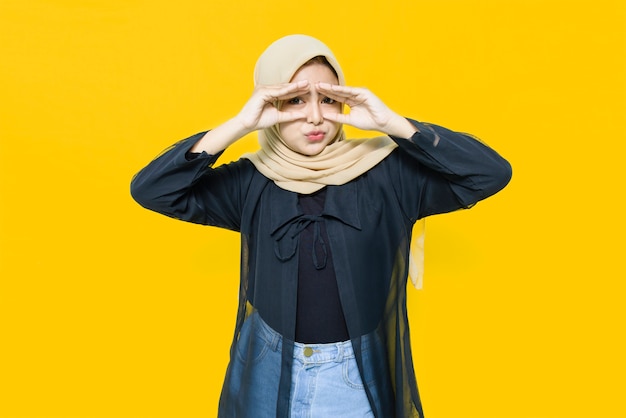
[307,101,323,125]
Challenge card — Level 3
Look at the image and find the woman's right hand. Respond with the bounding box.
[234,80,310,133]
[190,81,310,155]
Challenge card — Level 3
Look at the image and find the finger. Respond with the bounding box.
[321,112,351,124]
[317,82,361,99]
[276,110,307,123]
[315,88,347,104]
[274,86,309,102]
[318,85,366,107]
[278,79,310,94]
[255,81,309,105]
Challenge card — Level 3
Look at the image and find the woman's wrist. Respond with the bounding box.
[190,117,250,155]
[384,114,419,138]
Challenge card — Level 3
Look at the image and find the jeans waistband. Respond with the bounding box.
[250,312,375,364]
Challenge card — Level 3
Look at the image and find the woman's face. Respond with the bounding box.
[278,62,342,156]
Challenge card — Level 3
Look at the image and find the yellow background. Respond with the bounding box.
[1,0,625,417]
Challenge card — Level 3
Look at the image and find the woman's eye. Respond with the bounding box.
[322,97,336,104]
[287,97,303,105]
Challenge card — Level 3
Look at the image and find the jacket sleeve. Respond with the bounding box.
[130,132,252,232]
[388,119,512,221]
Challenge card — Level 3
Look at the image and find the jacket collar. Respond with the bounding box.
[269,181,362,234]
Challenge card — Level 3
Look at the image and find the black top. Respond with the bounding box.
[296,188,349,343]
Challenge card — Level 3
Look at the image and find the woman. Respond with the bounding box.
[131,34,512,418]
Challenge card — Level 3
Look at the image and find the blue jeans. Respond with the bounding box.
[290,337,374,417]
[225,312,374,417]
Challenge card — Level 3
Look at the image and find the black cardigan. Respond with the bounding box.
[131,119,512,417]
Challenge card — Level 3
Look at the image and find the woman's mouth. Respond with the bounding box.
[306,131,325,141]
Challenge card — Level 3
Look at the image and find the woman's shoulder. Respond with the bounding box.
[224,157,272,190]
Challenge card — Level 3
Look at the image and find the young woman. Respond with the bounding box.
[131,34,512,418]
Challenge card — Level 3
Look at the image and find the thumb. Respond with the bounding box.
[322,112,350,124]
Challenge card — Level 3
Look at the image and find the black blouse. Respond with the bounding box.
[295,188,349,343]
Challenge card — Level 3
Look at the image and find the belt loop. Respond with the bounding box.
[270,330,281,351]
[335,342,344,363]
[256,312,281,352]
[263,318,280,352]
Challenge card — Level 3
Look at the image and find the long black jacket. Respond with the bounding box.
[130,120,512,417]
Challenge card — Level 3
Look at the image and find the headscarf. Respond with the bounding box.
[243,34,425,288]
[243,34,397,194]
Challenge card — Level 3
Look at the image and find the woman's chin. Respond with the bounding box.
[292,142,328,157]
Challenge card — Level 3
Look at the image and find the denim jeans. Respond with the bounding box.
[290,337,374,417]
[226,311,374,417]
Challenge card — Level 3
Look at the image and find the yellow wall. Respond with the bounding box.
[1,0,625,417]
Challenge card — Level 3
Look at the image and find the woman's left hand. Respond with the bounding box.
[316,83,418,138]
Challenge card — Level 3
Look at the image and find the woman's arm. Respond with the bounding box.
[317,82,418,138]
[318,83,511,219]
[130,132,251,230]
[389,120,512,220]
[130,80,312,227]
[190,80,310,155]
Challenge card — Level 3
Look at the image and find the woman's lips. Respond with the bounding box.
[306,131,325,141]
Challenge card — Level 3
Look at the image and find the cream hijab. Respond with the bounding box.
[243,34,425,289]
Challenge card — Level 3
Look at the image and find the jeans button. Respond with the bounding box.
[304,347,313,357]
